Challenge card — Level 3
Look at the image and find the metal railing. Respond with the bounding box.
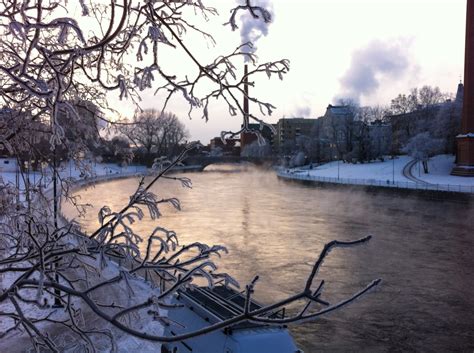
[277,171,474,194]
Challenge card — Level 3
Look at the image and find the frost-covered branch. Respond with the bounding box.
[0,0,380,351]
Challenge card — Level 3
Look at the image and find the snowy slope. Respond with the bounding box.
[415,154,474,187]
[283,155,474,193]
[303,156,412,183]
[0,161,147,189]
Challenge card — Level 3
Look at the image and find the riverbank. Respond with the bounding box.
[278,155,474,196]
[64,165,202,191]
[0,161,203,193]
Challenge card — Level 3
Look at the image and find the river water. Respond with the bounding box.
[62,164,474,352]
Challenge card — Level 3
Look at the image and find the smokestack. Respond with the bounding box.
[452,0,474,176]
[240,64,256,151]
[243,64,249,126]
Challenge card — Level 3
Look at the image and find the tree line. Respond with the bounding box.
[267,85,461,171]
[0,107,190,168]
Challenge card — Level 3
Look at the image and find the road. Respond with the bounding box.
[402,159,431,184]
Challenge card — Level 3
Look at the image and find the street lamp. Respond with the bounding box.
[392,155,395,185]
[330,143,340,180]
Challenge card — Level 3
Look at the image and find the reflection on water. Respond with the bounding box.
[62,164,474,352]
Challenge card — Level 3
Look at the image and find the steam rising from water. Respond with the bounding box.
[336,39,413,103]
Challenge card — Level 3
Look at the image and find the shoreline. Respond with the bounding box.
[63,161,474,203]
[63,164,203,193]
[276,170,473,203]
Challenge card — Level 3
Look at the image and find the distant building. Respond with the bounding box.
[240,131,256,150]
[312,105,392,162]
[274,117,318,152]
[187,141,209,155]
[368,120,392,157]
[317,105,356,158]
[209,137,240,155]
[324,105,354,119]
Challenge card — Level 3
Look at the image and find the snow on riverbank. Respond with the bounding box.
[0,251,165,352]
[0,160,147,189]
[0,161,165,352]
[0,250,165,353]
[300,155,412,183]
[283,155,474,193]
[415,154,474,186]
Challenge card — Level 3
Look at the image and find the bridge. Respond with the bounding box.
[183,155,273,169]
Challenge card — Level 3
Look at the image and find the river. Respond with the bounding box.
[62,164,474,352]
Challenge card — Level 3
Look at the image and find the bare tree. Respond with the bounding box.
[389,86,451,118]
[349,105,391,163]
[417,86,451,109]
[120,110,188,158]
[429,99,462,154]
[390,93,416,115]
[0,0,380,351]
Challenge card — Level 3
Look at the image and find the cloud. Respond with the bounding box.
[336,38,414,103]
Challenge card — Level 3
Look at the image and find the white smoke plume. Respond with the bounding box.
[336,39,413,103]
[239,0,274,61]
[294,106,312,118]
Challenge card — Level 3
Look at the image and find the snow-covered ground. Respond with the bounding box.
[300,155,412,183]
[0,161,161,352]
[0,160,148,189]
[416,154,474,186]
[281,155,474,193]
[0,236,165,353]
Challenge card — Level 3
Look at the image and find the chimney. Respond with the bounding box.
[452,1,474,176]
[243,64,249,126]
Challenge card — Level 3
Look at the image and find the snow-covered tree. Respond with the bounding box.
[402,132,444,173]
[241,140,272,158]
[289,150,306,167]
[429,99,462,154]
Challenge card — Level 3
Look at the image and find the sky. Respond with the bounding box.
[109,0,467,143]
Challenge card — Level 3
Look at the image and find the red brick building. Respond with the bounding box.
[452,1,474,176]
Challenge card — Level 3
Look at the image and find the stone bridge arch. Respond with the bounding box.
[183,155,272,169]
